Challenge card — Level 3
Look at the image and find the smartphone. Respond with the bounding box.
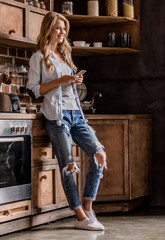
[76,70,87,76]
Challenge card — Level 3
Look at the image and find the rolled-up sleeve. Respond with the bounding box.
[27,53,42,98]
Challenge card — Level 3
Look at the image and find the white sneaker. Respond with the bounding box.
[83,209,105,230]
[74,218,104,231]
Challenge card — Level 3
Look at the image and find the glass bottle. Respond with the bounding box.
[87,0,99,16]
[106,0,118,17]
[33,0,40,8]
[61,1,73,15]
[40,1,46,10]
[123,0,134,18]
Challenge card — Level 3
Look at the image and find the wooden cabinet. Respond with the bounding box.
[0,0,140,55]
[83,114,152,212]
[0,1,25,37]
[28,7,46,42]
[32,164,58,213]
[0,0,48,48]
[31,119,82,214]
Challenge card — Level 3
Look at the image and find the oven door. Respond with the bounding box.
[0,136,31,205]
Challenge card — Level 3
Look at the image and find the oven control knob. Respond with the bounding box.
[11,127,16,134]
[20,127,25,133]
[16,127,20,133]
[25,126,29,133]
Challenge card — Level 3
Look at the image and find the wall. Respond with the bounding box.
[74,0,165,206]
[0,47,42,111]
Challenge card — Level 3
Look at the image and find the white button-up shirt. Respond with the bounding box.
[27,50,83,120]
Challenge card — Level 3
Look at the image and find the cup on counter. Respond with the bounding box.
[108,32,118,47]
[26,104,37,114]
[120,33,131,47]
[93,42,102,47]
[20,107,27,114]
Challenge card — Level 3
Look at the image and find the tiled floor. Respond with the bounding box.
[1,208,165,240]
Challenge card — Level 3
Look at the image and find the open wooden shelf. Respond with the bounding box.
[65,14,139,27]
[72,46,139,56]
[0,0,140,55]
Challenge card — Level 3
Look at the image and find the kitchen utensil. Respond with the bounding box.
[73,41,86,47]
[123,0,134,18]
[61,1,73,14]
[76,83,87,101]
[87,0,99,16]
[120,33,131,47]
[108,32,117,47]
[93,42,102,47]
[0,93,12,112]
[106,0,118,16]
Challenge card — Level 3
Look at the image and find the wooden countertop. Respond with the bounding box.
[0,113,153,120]
[0,113,42,120]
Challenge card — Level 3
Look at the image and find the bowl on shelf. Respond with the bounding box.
[73,41,86,47]
[85,43,90,47]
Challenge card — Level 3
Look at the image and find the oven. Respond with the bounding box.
[0,120,31,205]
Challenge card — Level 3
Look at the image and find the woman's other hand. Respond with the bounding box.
[74,75,83,85]
[39,75,83,95]
[59,75,77,86]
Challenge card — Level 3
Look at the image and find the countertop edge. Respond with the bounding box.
[0,113,153,120]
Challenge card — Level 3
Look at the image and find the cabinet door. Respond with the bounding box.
[83,119,129,201]
[0,2,25,37]
[29,9,45,41]
[32,164,58,213]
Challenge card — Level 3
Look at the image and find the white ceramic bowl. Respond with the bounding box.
[85,43,90,47]
[73,41,86,47]
[93,42,103,47]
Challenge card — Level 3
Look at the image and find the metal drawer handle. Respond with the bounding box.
[9,29,16,34]
[41,151,47,156]
[40,175,47,181]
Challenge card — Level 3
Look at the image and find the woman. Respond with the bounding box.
[27,12,107,231]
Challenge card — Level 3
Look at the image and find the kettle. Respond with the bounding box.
[0,93,20,112]
[0,93,12,112]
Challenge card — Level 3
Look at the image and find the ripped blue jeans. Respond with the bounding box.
[45,110,106,210]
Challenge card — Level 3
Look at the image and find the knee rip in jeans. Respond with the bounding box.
[62,161,80,176]
[94,147,107,178]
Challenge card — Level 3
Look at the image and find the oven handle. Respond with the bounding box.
[0,137,24,142]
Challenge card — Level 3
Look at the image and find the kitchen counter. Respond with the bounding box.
[0,113,153,120]
[0,112,42,120]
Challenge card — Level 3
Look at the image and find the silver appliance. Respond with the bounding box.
[0,120,31,205]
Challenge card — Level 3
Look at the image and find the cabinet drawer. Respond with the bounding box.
[33,147,53,160]
[0,2,25,37]
[0,200,31,223]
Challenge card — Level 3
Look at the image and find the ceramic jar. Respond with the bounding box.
[87,0,99,16]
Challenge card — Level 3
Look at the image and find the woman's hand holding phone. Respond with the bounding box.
[74,70,86,85]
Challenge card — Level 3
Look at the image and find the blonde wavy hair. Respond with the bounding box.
[36,12,77,72]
